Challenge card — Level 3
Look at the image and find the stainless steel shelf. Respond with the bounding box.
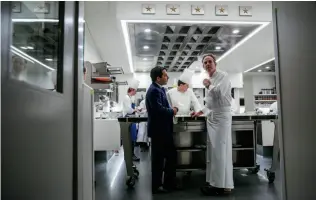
[233,148,255,151]
[176,147,206,152]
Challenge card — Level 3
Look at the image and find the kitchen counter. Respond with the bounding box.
[117,114,278,122]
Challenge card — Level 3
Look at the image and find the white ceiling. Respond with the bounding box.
[84,1,274,74]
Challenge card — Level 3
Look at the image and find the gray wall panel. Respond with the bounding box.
[273,2,316,200]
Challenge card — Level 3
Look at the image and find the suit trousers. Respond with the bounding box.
[151,134,177,190]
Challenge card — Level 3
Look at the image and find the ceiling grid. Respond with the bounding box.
[128,22,261,72]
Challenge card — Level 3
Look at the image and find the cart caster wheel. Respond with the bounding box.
[126,177,136,188]
[265,170,276,183]
[248,165,260,174]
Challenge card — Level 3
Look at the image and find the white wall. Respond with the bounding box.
[251,75,275,95]
[116,1,272,22]
[242,74,276,111]
[84,23,103,63]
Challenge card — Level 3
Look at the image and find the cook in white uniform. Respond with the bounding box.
[122,79,140,162]
[167,68,202,116]
[267,101,279,173]
[193,54,234,195]
[137,98,149,152]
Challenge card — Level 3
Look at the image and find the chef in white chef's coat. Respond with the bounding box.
[167,68,202,116]
[122,79,141,162]
[136,98,149,151]
[192,54,234,195]
[267,101,279,173]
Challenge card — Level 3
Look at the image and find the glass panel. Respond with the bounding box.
[10,1,63,92]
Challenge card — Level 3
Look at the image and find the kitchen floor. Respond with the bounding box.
[95,148,281,200]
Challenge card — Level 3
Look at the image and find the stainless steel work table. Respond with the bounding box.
[118,114,278,188]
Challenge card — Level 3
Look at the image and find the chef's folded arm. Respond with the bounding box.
[206,76,231,99]
[148,88,174,117]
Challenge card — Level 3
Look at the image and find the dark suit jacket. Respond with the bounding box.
[146,82,174,138]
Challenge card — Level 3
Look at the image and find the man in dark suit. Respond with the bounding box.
[146,67,178,194]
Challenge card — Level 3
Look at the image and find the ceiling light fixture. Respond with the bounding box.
[266,66,271,69]
[143,58,148,61]
[20,46,28,50]
[244,57,275,73]
[258,69,262,72]
[215,46,221,50]
[45,58,53,61]
[12,19,59,23]
[121,20,269,74]
[27,46,34,50]
[232,29,240,34]
[143,46,149,49]
[11,49,35,63]
[11,45,54,71]
[144,28,151,33]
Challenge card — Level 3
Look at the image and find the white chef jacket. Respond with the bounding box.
[122,94,134,116]
[202,70,232,113]
[167,88,202,115]
[269,101,278,114]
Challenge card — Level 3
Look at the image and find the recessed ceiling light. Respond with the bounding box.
[232,29,240,34]
[266,66,270,69]
[215,46,221,50]
[144,28,151,33]
[258,69,262,72]
[27,46,34,50]
[20,46,27,50]
[143,46,149,50]
[45,58,53,61]
[143,58,148,61]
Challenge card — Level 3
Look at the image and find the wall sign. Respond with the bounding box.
[239,6,252,16]
[12,2,21,13]
[142,4,155,14]
[33,3,50,14]
[215,5,228,16]
[166,4,180,15]
[191,5,204,15]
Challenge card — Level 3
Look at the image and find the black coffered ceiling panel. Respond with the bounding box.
[128,23,260,72]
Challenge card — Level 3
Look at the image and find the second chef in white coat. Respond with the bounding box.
[137,98,149,152]
[167,68,202,116]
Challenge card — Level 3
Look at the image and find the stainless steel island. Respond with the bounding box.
[117,114,278,188]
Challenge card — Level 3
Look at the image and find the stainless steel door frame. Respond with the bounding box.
[1,2,80,200]
[273,2,316,200]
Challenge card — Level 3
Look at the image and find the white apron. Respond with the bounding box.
[137,122,148,143]
[206,107,234,189]
[137,100,148,143]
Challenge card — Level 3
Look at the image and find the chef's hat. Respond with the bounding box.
[179,68,194,85]
[128,79,140,90]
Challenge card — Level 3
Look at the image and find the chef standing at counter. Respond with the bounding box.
[137,98,149,152]
[167,68,202,116]
[193,54,234,195]
[122,79,141,162]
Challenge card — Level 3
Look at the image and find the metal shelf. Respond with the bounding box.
[176,147,206,152]
[233,148,255,151]
[254,94,277,96]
